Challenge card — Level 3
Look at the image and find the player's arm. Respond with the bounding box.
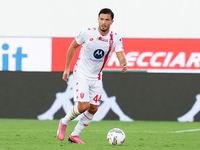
[116,51,127,73]
[62,39,80,81]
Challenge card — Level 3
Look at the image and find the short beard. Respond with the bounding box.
[100,27,108,33]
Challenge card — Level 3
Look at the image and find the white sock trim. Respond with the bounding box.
[62,105,80,125]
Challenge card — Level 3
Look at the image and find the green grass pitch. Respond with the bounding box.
[0,119,200,150]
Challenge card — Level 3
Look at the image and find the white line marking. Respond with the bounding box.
[169,129,200,133]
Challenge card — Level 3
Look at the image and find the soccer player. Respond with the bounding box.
[37,74,133,121]
[57,8,127,144]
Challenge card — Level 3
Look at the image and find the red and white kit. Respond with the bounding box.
[73,27,124,105]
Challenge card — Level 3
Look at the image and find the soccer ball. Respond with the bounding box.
[107,128,125,145]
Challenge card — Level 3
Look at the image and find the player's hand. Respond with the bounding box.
[121,62,127,73]
[62,69,70,81]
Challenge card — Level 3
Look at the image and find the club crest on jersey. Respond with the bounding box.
[80,92,84,99]
[93,49,104,59]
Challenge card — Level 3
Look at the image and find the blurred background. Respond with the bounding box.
[0,0,200,122]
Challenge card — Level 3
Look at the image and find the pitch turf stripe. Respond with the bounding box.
[168,129,200,133]
[88,130,165,133]
[1,129,200,133]
[89,129,200,133]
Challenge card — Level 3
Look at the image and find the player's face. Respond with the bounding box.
[98,14,114,34]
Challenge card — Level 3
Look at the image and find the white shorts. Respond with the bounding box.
[73,73,103,105]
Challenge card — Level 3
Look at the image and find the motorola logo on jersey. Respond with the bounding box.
[93,49,104,59]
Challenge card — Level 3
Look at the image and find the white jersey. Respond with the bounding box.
[74,27,124,80]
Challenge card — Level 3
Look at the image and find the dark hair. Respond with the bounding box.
[98,8,114,20]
